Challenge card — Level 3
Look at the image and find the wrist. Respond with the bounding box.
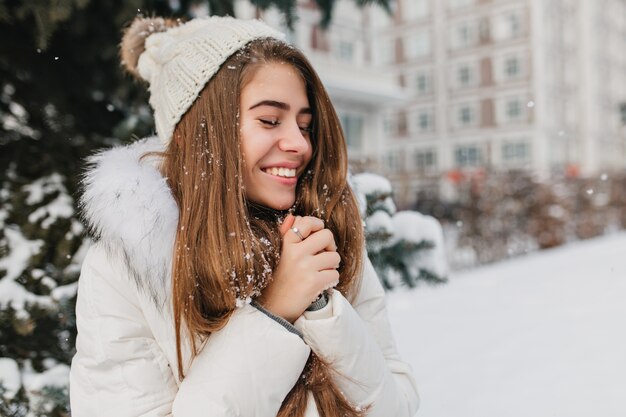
[306,291,328,312]
[249,300,304,338]
[255,297,298,324]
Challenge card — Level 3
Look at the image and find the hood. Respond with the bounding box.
[80,137,178,306]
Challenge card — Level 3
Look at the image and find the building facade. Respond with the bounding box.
[236,0,626,208]
[374,0,626,207]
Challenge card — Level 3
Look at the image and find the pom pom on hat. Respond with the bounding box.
[117,16,286,145]
[120,17,180,80]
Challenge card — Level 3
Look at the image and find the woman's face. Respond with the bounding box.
[239,62,313,210]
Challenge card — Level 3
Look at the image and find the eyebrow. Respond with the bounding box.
[248,100,312,114]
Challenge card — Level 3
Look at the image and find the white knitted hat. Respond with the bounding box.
[124,16,286,144]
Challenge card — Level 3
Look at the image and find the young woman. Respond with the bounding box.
[70,15,419,417]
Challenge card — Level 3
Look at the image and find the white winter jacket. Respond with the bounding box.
[69,138,419,417]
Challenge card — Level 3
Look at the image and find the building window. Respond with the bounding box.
[506,99,522,120]
[311,25,329,51]
[397,111,408,136]
[378,38,395,65]
[406,31,431,59]
[383,114,395,135]
[458,65,472,86]
[383,111,408,136]
[458,23,471,47]
[502,141,530,162]
[337,40,354,61]
[478,17,490,43]
[386,151,404,172]
[505,56,520,78]
[451,20,480,49]
[455,145,482,167]
[339,113,364,149]
[414,149,437,171]
[416,72,431,94]
[508,13,521,37]
[493,12,524,41]
[417,110,434,131]
[458,105,475,126]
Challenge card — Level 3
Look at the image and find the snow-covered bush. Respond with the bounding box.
[352,173,448,289]
[416,170,626,268]
[0,170,85,416]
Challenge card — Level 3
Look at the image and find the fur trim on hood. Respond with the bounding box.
[80,137,178,307]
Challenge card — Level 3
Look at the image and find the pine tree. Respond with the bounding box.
[352,173,448,290]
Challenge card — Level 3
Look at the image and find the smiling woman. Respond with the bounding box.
[70,15,419,417]
[240,63,313,210]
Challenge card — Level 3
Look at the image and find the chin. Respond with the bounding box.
[246,184,298,211]
[248,195,295,212]
[268,199,295,211]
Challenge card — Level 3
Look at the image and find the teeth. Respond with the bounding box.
[265,167,296,178]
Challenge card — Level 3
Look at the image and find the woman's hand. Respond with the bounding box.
[259,214,341,323]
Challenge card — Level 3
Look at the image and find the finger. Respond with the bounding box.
[284,216,325,244]
[311,251,341,271]
[279,214,296,236]
[282,216,304,244]
[297,216,325,237]
[301,228,337,254]
[316,269,340,290]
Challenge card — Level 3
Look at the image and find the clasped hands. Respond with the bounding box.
[257,214,341,323]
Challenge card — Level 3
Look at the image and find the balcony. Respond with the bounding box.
[306,50,409,107]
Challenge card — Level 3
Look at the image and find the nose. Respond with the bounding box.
[278,121,310,154]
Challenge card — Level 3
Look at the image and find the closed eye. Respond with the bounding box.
[259,118,280,127]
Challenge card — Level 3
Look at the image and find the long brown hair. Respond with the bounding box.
[161,38,366,416]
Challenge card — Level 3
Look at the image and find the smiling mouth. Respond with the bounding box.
[263,167,297,178]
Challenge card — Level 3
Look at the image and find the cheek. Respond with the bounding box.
[240,124,259,168]
[304,140,314,165]
[239,125,274,184]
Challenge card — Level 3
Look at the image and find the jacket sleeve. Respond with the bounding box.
[293,253,420,417]
[172,305,311,417]
[70,243,311,417]
[70,243,178,417]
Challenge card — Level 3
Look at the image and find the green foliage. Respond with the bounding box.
[0,383,70,417]
[416,170,626,268]
[0,0,90,50]
[370,239,445,289]
[33,385,70,417]
[251,0,297,28]
[310,0,393,29]
[0,2,156,415]
[355,173,447,290]
[0,384,29,417]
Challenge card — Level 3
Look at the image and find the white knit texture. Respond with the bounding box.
[136,16,286,144]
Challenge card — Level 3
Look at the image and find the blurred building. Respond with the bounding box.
[237,0,626,208]
[236,0,406,173]
[374,0,626,207]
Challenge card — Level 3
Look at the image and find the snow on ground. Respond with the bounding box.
[387,232,626,417]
